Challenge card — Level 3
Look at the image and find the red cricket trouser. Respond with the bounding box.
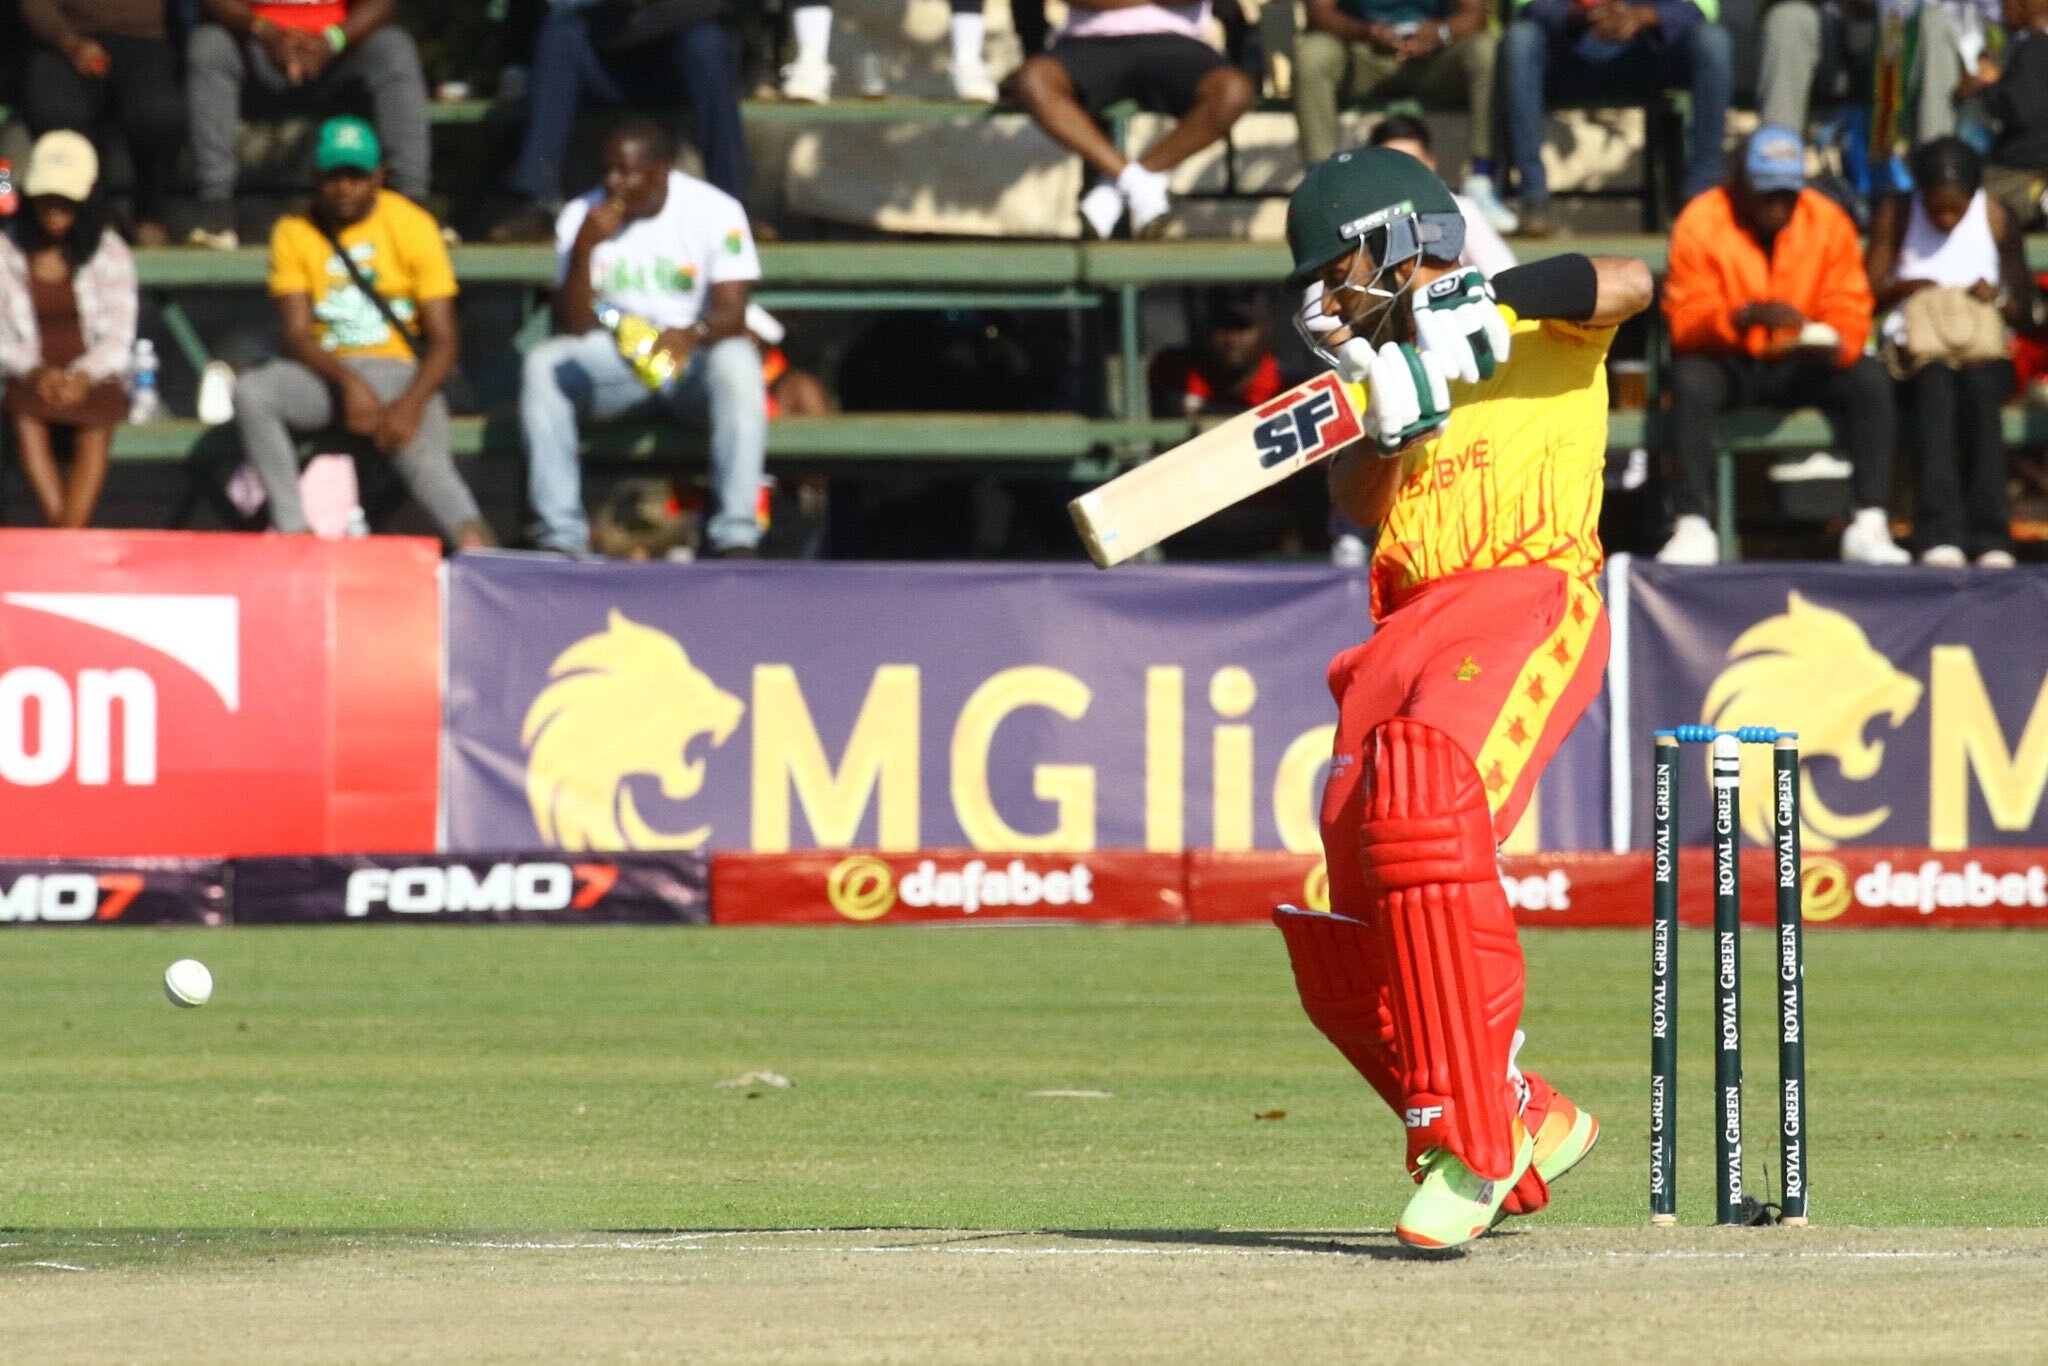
[1316,563,1609,1176]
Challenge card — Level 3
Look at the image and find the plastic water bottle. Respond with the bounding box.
[0,160,15,218]
[128,339,161,424]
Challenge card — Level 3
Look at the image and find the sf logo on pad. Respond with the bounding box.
[1252,373,1364,470]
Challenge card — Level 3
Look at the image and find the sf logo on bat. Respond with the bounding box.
[1251,374,1363,470]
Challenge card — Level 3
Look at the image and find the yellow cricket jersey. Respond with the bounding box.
[1370,315,1617,621]
[268,191,456,362]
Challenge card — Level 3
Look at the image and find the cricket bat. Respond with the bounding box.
[1069,370,1368,568]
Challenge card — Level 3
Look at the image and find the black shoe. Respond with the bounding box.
[486,202,557,244]
[1513,202,1561,240]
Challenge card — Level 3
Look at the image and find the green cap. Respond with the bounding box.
[314,116,381,174]
[1286,147,1461,287]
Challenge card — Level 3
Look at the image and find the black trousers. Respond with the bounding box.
[1904,359,2012,555]
[23,35,185,227]
[1666,351,1896,518]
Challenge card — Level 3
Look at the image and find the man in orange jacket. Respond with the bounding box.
[1658,125,1908,565]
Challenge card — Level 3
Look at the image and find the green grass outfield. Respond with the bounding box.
[7,925,2046,1236]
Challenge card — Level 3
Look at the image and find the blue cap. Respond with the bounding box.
[1745,125,1806,193]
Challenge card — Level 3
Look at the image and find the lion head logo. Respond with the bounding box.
[1702,591,1922,848]
[522,610,744,850]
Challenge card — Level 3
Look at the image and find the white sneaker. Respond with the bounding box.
[1119,163,1172,238]
[1976,548,2018,568]
[1331,533,1368,568]
[1460,172,1519,234]
[1841,508,1911,564]
[1655,514,1719,565]
[951,62,998,103]
[780,59,834,104]
[197,361,237,426]
[1918,544,1968,567]
[1078,181,1124,239]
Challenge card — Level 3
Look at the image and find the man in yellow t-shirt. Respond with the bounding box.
[1267,146,1653,1250]
[233,116,487,548]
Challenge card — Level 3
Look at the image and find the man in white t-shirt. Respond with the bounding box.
[521,119,767,556]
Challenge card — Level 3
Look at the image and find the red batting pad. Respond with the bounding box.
[1273,906,1404,1116]
[1359,718,1525,1181]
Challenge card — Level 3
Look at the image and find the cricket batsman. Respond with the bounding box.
[1274,148,1653,1249]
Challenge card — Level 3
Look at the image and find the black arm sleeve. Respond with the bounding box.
[1492,253,1600,322]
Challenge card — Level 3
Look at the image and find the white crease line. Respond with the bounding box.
[26,1262,93,1272]
[392,1239,2046,1262]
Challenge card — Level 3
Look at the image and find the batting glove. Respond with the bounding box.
[1337,337,1451,456]
[1413,267,1511,386]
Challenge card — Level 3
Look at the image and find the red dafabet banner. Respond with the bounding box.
[0,531,440,857]
[711,850,1186,924]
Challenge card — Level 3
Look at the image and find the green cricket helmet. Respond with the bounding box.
[1286,147,1466,287]
[1287,146,1468,361]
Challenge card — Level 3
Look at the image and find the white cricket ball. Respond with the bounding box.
[163,958,213,1008]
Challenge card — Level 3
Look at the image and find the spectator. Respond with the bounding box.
[0,131,133,528]
[1758,0,1988,148]
[1011,2,1256,239]
[1972,0,2048,229]
[1366,114,1518,274]
[19,0,186,245]
[1149,286,1285,418]
[748,304,833,418]
[186,0,431,250]
[521,120,766,558]
[1501,0,1732,237]
[1868,137,2031,566]
[485,1,749,243]
[1293,0,1515,232]
[1658,126,1908,565]
[233,117,490,548]
[780,0,998,103]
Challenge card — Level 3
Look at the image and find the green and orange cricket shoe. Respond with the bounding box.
[1489,1089,1603,1228]
[1394,1119,1534,1252]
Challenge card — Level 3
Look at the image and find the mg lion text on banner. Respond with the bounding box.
[445,558,1612,855]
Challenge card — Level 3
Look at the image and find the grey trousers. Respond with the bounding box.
[234,356,482,541]
[186,22,432,201]
[1757,0,1960,142]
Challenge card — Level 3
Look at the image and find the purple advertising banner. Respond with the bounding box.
[1624,562,2048,851]
[444,557,1615,856]
[232,851,709,924]
[0,857,227,925]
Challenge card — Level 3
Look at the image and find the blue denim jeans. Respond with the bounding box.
[507,12,749,205]
[1502,17,1732,206]
[521,329,766,554]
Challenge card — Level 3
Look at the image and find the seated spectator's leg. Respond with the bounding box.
[520,330,656,554]
[1982,164,2046,231]
[1446,30,1498,173]
[667,21,752,202]
[1912,3,1961,143]
[1958,360,2014,556]
[1756,0,1822,134]
[1905,362,1966,552]
[22,41,101,139]
[1501,19,1553,208]
[505,13,621,210]
[185,23,249,208]
[1132,57,1254,172]
[1812,356,1898,515]
[106,36,186,236]
[11,413,66,526]
[670,335,768,554]
[1665,352,1741,520]
[337,27,433,202]
[233,360,335,535]
[1674,22,1733,201]
[1011,53,1128,178]
[60,424,111,529]
[348,357,487,546]
[1292,30,1355,166]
